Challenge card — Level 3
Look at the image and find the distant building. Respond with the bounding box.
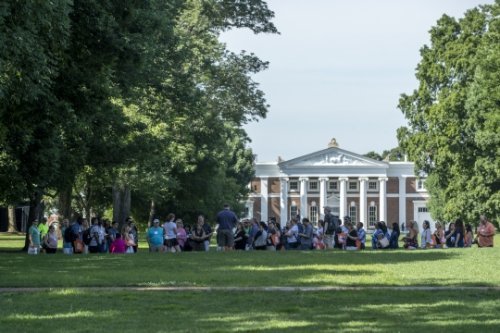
[245,139,433,231]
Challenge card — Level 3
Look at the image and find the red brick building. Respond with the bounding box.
[246,140,432,230]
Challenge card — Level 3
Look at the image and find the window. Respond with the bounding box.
[368,205,377,227]
[368,181,378,191]
[328,181,338,191]
[418,207,428,213]
[308,180,319,192]
[349,204,357,223]
[289,180,298,191]
[417,179,426,191]
[309,205,318,224]
[290,203,298,220]
[348,181,358,191]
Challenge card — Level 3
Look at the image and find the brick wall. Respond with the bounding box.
[387,177,399,193]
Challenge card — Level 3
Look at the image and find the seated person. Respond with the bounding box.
[389,223,400,249]
[402,220,419,249]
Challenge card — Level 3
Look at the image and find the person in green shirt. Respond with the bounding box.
[38,217,49,243]
[28,219,41,251]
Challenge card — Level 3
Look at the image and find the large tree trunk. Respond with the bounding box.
[58,186,73,221]
[113,183,131,231]
[7,205,18,232]
[23,190,44,251]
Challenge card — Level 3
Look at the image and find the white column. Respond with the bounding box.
[398,176,407,225]
[379,177,388,222]
[319,177,329,217]
[339,177,348,219]
[359,177,368,223]
[299,177,308,219]
[279,177,289,227]
[260,177,268,222]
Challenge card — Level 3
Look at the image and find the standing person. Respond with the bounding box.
[43,225,59,254]
[127,218,139,253]
[107,221,119,252]
[420,220,432,248]
[110,233,126,254]
[253,222,268,250]
[285,218,300,250]
[88,218,103,254]
[71,216,84,253]
[61,219,73,255]
[123,224,136,254]
[176,219,188,251]
[198,215,213,251]
[246,218,259,250]
[477,215,496,247]
[314,220,325,250]
[298,218,313,250]
[38,218,49,253]
[147,219,164,252]
[163,213,180,253]
[215,204,238,251]
[234,222,248,250]
[28,219,41,254]
[322,207,336,249]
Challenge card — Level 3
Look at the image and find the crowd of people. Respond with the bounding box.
[26,205,496,255]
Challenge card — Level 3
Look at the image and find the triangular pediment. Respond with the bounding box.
[279,147,387,168]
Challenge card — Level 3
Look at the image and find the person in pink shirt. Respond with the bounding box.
[110,233,127,253]
[176,219,188,251]
[477,215,496,247]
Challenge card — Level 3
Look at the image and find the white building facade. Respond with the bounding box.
[245,142,432,231]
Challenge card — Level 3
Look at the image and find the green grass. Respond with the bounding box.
[1,290,499,333]
[1,233,499,332]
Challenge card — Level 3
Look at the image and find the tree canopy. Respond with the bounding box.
[397,1,499,224]
[0,0,278,227]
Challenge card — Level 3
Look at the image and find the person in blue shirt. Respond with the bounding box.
[147,219,164,252]
[216,204,238,251]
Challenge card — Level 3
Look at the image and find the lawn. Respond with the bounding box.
[1,233,499,332]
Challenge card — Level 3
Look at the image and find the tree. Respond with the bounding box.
[397,2,499,224]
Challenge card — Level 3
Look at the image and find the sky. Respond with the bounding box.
[219,0,493,162]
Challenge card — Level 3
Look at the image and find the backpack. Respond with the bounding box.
[325,214,339,235]
[82,229,92,245]
[63,227,74,243]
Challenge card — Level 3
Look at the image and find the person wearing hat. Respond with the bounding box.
[147,218,164,252]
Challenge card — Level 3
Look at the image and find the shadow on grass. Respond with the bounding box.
[0,289,499,332]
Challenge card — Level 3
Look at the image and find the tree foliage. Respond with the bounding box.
[0,0,277,228]
[397,1,499,224]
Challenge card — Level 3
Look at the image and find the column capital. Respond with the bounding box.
[299,177,309,182]
[359,177,369,182]
[280,177,289,182]
[339,177,349,182]
[378,177,389,182]
[318,177,329,182]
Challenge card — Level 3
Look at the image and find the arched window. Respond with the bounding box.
[368,201,377,227]
[290,201,298,220]
[349,201,357,223]
[309,201,318,224]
